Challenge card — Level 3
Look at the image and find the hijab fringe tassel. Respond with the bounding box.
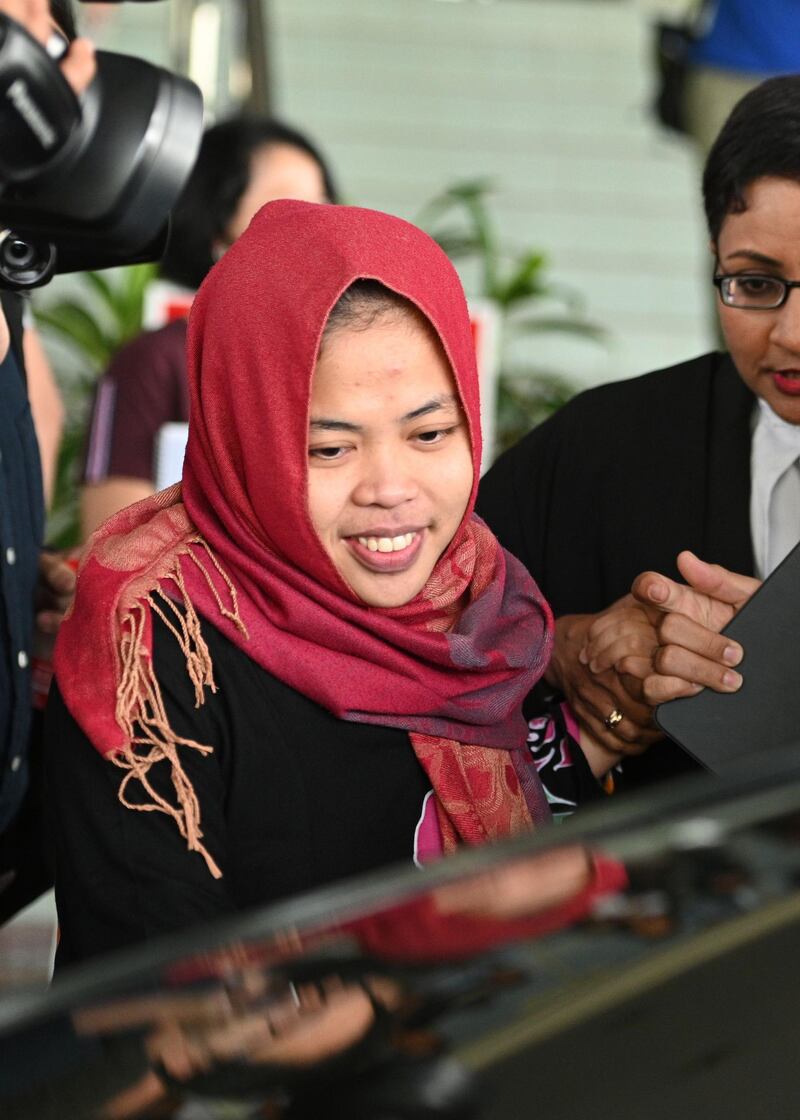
[110,538,248,879]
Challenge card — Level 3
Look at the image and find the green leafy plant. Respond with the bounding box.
[34,262,157,547]
[417,179,606,455]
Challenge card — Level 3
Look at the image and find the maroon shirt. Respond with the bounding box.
[83,319,189,483]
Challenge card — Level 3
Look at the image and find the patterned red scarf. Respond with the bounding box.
[56,201,554,876]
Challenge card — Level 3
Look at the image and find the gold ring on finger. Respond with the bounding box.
[604,708,623,730]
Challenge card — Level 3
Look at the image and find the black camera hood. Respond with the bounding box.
[0,15,203,286]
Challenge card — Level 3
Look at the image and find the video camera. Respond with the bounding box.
[0,1,203,289]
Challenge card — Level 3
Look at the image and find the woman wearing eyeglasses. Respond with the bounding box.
[477,74,800,788]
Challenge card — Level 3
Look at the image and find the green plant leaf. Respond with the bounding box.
[33,303,114,368]
[456,189,498,294]
[417,176,607,455]
[415,177,495,227]
[81,270,117,317]
[429,230,485,258]
[546,281,588,315]
[494,369,580,455]
[46,419,86,548]
[418,179,499,294]
[492,250,547,307]
[118,263,157,339]
[38,263,158,543]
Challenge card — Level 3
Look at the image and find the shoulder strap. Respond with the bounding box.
[0,291,26,383]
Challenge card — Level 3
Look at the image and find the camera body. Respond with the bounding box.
[0,8,203,288]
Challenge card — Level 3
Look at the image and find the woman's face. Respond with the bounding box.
[307,314,474,608]
[223,142,328,245]
[716,176,800,424]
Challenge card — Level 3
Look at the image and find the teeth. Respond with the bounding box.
[356,532,415,553]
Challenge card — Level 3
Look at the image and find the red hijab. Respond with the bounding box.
[56,201,554,876]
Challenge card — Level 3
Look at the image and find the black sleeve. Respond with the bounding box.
[475,439,531,568]
[45,614,237,968]
[476,409,567,588]
[1,291,26,380]
[524,695,610,819]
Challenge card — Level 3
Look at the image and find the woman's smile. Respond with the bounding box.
[346,528,425,572]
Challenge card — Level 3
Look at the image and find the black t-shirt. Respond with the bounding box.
[46,603,433,967]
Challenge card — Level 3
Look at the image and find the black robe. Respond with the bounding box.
[476,351,756,783]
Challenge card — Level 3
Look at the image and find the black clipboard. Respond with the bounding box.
[655,540,800,772]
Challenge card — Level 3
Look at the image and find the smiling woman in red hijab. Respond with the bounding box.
[46,200,580,964]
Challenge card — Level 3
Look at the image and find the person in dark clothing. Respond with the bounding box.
[0,0,94,925]
[477,74,800,784]
[683,0,800,155]
[0,291,48,920]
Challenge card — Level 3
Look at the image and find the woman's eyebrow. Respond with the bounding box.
[400,394,458,423]
[309,395,459,433]
[309,418,362,432]
[722,249,784,267]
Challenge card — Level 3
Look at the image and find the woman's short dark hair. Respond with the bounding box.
[321,280,430,348]
[703,75,800,243]
[160,116,338,290]
[49,0,77,41]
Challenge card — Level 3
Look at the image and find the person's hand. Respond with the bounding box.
[433,846,593,920]
[613,551,760,705]
[35,549,77,635]
[0,0,96,93]
[143,976,398,1079]
[579,597,660,686]
[546,609,661,756]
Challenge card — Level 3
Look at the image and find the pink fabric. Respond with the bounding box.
[414,790,444,866]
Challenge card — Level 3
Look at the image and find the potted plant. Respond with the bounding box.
[417,180,605,455]
[33,262,156,547]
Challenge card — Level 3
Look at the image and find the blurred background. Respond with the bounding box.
[34,0,712,544]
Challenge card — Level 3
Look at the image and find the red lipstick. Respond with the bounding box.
[772,370,800,396]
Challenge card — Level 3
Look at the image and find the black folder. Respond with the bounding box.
[655,540,800,771]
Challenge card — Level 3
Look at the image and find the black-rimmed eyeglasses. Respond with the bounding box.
[713,273,800,310]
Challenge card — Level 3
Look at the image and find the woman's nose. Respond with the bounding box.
[770,291,800,354]
[351,447,419,507]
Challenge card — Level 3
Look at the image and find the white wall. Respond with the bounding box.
[269,0,714,388]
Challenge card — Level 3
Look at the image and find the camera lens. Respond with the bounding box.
[1,239,36,269]
[0,233,56,289]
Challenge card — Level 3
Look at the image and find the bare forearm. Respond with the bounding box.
[24,327,65,507]
[579,728,624,779]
